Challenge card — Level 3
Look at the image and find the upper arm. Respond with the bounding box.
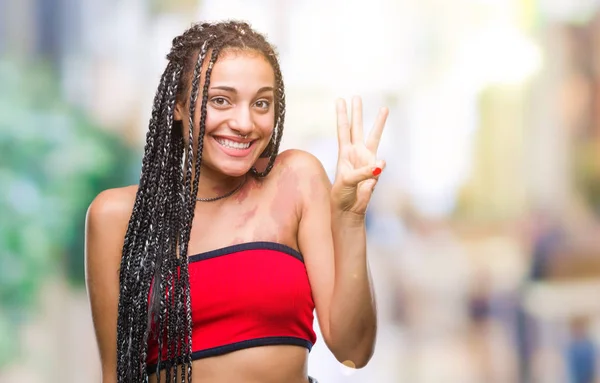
[85,188,135,381]
[285,150,337,349]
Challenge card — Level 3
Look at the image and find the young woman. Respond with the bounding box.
[85,20,388,383]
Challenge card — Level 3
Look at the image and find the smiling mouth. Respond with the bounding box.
[214,137,254,150]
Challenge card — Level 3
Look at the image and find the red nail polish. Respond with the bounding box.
[372,167,382,176]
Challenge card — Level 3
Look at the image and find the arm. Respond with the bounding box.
[329,208,377,366]
[85,187,135,382]
[297,96,388,368]
[296,152,377,368]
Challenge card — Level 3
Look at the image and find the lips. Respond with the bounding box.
[211,135,256,158]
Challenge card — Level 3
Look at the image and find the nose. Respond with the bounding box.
[230,105,253,136]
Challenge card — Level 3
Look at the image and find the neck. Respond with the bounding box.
[189,164,247,201]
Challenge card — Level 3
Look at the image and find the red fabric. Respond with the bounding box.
[146,243,316,367]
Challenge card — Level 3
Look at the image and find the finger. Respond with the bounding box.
[336,98,351,149]
[341,159,386,186]
[366,106,389,154]
[351,96,364,144]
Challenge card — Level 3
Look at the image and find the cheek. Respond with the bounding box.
[256,112,275,135]
[204,111,220,134]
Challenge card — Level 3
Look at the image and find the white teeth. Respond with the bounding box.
[215,138,251,149]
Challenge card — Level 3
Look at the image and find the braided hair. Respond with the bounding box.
[116,21,286,382]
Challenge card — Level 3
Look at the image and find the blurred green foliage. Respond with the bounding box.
[0,58,139,367]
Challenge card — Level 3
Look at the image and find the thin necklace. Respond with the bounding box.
[195,175,247,202]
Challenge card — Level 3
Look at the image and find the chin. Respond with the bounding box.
[212,161,254,177]
[223,168,252,177]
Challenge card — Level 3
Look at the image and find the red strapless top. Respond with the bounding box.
[146,242,317,373]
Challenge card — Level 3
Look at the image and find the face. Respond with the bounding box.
[175,49,276,177]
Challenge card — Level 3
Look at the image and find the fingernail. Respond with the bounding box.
[372,167,382,176]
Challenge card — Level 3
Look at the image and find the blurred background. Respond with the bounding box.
[2,0,600,382]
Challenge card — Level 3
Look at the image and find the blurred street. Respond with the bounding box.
[3,0,600,382]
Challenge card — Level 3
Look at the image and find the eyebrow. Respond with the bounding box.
[210,86,274,94]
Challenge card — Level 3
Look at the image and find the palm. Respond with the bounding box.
[332,97,388,215]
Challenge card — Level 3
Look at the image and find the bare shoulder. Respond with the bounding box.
[86,185,138,228]
[85,185,139,262]
[273,150,331,208]
[275,149,330,180]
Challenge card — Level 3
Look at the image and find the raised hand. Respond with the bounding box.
[331,96,388,216]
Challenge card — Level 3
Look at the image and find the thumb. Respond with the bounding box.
[360,178,378,194]
[341,159,386,186]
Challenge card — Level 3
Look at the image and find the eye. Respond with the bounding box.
[210,97,230,107]
[254,99,271,110]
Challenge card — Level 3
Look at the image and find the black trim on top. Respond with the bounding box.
[146,336,313,374]
[188,241,304,263]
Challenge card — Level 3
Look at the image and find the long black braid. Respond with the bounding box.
[116,21,286,382]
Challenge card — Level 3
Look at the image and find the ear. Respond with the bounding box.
[174,101,185,121]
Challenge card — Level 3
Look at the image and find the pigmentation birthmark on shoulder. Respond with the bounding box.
[235,205,258,229]
[233,175,262,203]
[269,164,301,223]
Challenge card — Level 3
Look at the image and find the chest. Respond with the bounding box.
[186,176,301,256]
